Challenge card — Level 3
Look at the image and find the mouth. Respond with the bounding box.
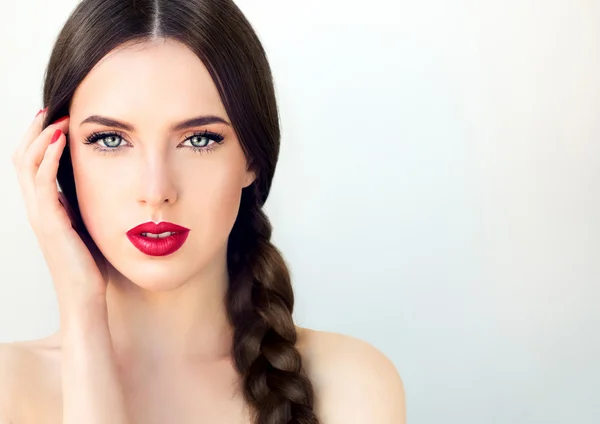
[126,221,190,257]
[139,231,177,239]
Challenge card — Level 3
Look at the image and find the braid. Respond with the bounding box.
[227,190,319,424]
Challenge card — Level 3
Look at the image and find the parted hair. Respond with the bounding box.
[42,1,319,422]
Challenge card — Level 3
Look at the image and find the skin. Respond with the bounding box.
[0,39,405,423]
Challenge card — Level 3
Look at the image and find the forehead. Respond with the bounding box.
[70,39,227,120]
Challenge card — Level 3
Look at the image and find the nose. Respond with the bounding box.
[136,154,178,208]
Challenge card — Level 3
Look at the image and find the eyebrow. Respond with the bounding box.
[79,114,231,131]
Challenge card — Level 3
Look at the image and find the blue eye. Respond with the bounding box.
[83,131,127,153]
[83,129,225,155]
[181,130,225,152]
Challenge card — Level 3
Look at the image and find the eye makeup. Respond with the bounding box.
[82,129,225,155]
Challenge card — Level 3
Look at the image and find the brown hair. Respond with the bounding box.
[42,0,319,422]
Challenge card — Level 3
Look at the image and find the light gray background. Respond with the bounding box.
[1,1,599,423]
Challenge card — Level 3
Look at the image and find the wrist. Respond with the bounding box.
[59,294,109,334]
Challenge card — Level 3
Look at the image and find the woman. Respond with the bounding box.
[1,0,405,422]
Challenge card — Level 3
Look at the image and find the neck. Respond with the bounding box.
[103,254,233,368]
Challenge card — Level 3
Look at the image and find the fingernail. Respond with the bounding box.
[35,107,48,117]
[51,129,62,144]
[53,115,69,124]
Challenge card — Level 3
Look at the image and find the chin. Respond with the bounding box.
[131,276,187,292]
[108,260,194,292]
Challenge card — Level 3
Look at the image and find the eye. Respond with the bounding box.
[83,129,225,155]
[180,130,225,153]
[83,131,129,153]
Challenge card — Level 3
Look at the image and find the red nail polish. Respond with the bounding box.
[51,129,62,144]
[53,116,69,124]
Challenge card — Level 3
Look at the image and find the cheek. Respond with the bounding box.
[186,164,245,234]
[69,142,123,238]
[69,142,248,247]
[71,161,119,237]
[180,144,250,232]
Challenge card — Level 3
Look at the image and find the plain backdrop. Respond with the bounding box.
[0,1,599,423]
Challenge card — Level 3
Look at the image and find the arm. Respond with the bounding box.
[11,110,129,423]
[0,299,129,424]
[61,296,130,424]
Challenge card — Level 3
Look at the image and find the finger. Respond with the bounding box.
[19,116,70,192]
[23,115,70,169]
[12,108,48,166]
[16,116,70,230]
[35,130,69,236]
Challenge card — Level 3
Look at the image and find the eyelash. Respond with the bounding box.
[82,129,225,155]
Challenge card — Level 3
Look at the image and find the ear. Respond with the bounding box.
[242,168,257,188]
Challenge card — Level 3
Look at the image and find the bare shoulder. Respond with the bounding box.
[0,342,23,422]
[295,327,406,424]
[0,334,62,423]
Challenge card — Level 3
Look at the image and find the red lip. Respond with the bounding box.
[126,221,190,236]
[126,221,190,257]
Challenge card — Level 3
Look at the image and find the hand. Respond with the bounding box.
[12,109,108,318]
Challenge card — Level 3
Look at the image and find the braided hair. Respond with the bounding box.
[45,0,321,422]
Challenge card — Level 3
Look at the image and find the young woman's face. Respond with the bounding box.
[67,39,254,290]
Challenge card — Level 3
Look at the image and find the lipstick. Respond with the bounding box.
[126,221,190,257]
